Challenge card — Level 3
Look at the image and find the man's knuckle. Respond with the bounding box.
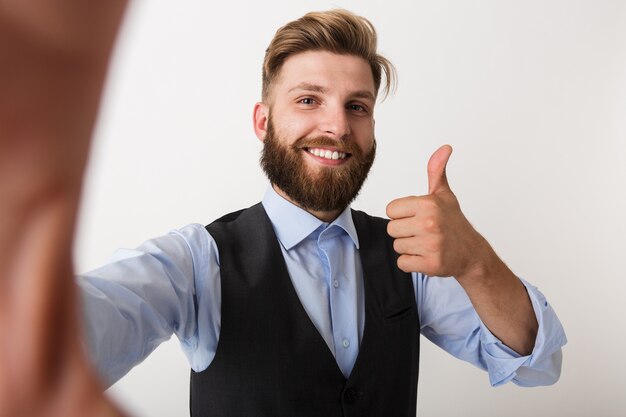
[423,217,440,233]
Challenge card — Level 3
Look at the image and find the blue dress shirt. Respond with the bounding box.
[78,187,566,388]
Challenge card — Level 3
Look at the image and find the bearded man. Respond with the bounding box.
[72,9,566,417]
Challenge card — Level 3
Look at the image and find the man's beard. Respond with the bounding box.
[260,120,376,213]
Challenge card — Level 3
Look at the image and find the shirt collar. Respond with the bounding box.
[262,185,360,250]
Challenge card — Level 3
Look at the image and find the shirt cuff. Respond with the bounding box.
[478,278,567,387]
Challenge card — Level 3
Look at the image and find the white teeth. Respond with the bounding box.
[307,148,347,160]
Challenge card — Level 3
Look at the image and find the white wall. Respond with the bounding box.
[75,1,626,416]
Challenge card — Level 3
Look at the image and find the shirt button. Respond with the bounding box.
[342,338,350,348]
[333,280,339,288]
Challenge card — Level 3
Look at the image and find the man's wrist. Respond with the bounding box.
[456,236,510,289]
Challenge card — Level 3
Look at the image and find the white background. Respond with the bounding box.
[75,1,626,416]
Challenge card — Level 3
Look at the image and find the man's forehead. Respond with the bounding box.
[272,51,376,98]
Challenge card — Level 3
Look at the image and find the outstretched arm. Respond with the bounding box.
[0,1,127,415]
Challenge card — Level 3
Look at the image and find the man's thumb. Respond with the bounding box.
[427,145,453,194]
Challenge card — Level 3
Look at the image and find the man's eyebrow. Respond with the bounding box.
[288,83,376,102]
[288,83,328,94]
[351,90,376,102]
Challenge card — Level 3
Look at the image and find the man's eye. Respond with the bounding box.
[299,98,315,105]
[349,104,366,112]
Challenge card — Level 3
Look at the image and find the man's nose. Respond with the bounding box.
[319,106,351,139]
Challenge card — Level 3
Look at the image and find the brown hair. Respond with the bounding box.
[262,9,396,101]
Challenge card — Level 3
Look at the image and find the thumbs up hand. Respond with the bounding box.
[386,145,487,277]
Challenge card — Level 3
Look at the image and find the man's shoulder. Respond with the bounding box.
[350,208,389,226]
[206,203,265,228]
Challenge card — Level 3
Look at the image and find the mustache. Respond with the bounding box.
[291,136,361,155]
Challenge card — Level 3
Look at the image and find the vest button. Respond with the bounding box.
[343,388,363,404]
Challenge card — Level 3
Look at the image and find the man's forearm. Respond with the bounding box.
[455,237,538,356]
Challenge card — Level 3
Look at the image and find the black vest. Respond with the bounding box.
[190,204,419,417]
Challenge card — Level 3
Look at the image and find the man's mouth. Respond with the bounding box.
[304,147,350,161]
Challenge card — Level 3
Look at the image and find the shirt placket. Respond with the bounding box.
[318,226,359,378]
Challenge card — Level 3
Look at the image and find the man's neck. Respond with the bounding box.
[271,185,342,223]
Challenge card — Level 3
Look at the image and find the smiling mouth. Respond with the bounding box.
[304,147,351,161]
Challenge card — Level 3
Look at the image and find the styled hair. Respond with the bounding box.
[262,9,396,101]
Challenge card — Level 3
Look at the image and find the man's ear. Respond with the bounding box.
[253,102,269,142]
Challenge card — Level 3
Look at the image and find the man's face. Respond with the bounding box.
[258,51,377,214]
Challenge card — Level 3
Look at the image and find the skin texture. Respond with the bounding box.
[0,0,127,416]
